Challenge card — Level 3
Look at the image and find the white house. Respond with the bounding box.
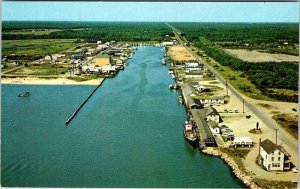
[101,65,117,73]
[162,41,174,46]
[204,106,222,123]
[44,55,51,61]
[208,121,220,135]
[185,62,199,67]
[97,45,109,50]
[233,137,253,147]
[198,96,225,105]
[259,139,291,171]
[97,41,102,45]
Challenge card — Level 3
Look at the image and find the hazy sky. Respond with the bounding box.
[2,2,299,22]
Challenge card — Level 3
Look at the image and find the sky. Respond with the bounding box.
[2,2,299,22]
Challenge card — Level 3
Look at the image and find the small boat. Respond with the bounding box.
[184,123,199,148]
[18,92,30,97]
[178,96,183,104]
[168,70,173,74]
[171,74,176,79]
[169,84,174,89]
[162,58,166,65]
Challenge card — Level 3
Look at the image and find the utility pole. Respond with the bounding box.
[226,80,228,96]
[243,99,245,113]
[275,129,278,146]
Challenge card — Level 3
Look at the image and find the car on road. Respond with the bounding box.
[229,110,233,113]
[292,167,298,173]
[235,110,239,113]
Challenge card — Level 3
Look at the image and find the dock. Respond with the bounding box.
[65,78,106,125]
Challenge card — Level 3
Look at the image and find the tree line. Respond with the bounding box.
[3,21,174,42]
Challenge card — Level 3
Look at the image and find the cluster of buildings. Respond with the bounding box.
[177,62,293,172]
[42,40,135,77]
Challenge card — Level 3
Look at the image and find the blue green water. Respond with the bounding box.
[1,46,245,188]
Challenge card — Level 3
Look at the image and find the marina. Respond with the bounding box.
[1,46,244,188]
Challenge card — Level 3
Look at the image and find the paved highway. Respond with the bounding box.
[167,23,298,154]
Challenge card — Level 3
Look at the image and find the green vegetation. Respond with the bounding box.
[3,29,62,36]
[249,128,262,134]
[170,23,298,102]
[67,75,100,82]
[3,21,173,42]
[7,63,69,76]
[2,39,79,60]
[171,22,299,55]
[272,113,298,139]
[219,148,250,173]
[253,178,298,189]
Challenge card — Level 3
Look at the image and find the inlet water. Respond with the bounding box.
[1,46,245,188]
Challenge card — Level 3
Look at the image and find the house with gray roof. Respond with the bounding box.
[259,139,291,171]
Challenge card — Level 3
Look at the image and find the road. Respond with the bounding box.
[167,23,298,155]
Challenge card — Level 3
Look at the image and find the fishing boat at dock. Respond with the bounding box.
[169,83,179,90]
[184,122,199,148]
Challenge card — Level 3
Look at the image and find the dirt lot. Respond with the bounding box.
[167,45,196,61]
[225,49,299,62]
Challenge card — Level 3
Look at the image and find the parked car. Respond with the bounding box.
[292,167,298,173]
[292,108,297,112]
[229,110,233,113]
[246,115,251,119]
[235,110,239,113]
[224,109,228,113]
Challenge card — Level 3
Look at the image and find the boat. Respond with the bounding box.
[18,92,30,97]
[184,122,199,148]
[177,95,183,104]
[169,84,174,89]
[171,74,176,79]
[162,58,166,65]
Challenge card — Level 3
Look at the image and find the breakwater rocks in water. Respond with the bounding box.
[202,147,261,189]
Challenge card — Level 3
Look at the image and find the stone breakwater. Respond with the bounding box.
[202,147,261,189]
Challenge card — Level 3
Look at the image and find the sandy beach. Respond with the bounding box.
[1,77,105,85]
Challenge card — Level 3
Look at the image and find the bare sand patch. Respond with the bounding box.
[225,49,299,62]
[168,45,196,61]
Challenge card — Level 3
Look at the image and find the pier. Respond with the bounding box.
[65,78,106,125]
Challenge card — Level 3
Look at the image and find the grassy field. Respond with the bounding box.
[3,29,62,36]
[194,45,274,101]
[272,113,298,139]
[67,75,100,82]
[2,39,79,57]
[7,63,69,76]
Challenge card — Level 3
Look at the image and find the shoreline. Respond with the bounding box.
[1,77,104,86]
[201,147,261,189]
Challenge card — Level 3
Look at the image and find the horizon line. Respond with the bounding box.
[2,20,299,23]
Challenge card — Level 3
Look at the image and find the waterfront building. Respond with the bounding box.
[190,109,216,147]
[232,137,253,147]
[94,54,111,67]
[208,120,220,134]
[199,106,222,123]
[259,139,291,171]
